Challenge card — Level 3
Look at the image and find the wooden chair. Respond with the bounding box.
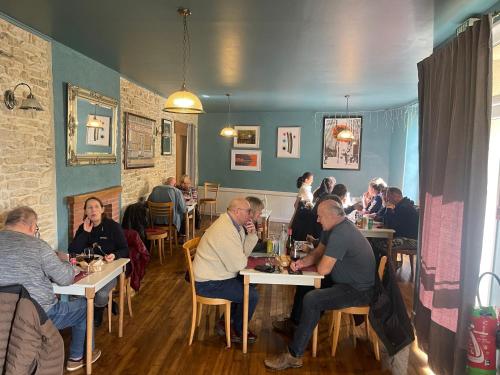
[182,237,231,348]
[329,256,387,360]
[147,201,178,258]
[198,182,220,223]
[107,277,133,333]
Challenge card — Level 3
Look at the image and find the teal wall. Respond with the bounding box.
[199,111,409,196]
[52,41,121,250]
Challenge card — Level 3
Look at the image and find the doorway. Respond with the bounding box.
[175,121,188,181]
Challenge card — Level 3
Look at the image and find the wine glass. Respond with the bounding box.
[83,247,94,273]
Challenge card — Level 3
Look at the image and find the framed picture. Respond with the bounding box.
[124,112,155,169]
[277,127,300,158]
[231,149,262,171]
[322,116,362,170]
[161,119,172,155]
[234,125,260,148]
[85,115,111,147]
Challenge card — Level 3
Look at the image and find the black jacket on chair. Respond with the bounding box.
[369,261,415,356]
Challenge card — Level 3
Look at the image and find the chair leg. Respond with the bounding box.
[329,311,335,337]
[158,239,164,265]
[210,204,213,222]
[368,320,380,361]
[364,314,369,339]
[409,254,415,281]
[189,301,197,345]
[126,279,133,317]
[349,315,356,347]
[108,291,113,333]
[174,230,178,247]
[225,303,231,349]
[331,311,342,357]
[197,303,203,327]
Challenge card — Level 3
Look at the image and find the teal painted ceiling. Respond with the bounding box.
[0,0,497,112]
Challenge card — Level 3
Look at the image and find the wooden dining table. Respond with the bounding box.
[53,258,129,374]
[359,227,396,264]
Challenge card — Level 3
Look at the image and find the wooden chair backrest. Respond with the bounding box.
[183,237,201,298]
[204,182,220,199]
[147,201,174,228]
[378,256,387,280]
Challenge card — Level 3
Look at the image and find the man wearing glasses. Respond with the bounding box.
[0,206,100,371]
[193,197,259,343]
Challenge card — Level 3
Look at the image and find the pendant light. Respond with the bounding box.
[336,95,355,142]
[220,93,237,137]
[86,103,103,128]
[163,8,204,114]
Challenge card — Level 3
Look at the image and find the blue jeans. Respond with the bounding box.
[47,298,93,360]
[289,284,373,357]
[195,277,259,335]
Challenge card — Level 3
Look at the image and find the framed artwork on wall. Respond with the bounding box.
[322,116,362,170]
[231,149,262,171]
[277,127,300,158]
[124,112,155,169]
[85,115,111,147]
[234,125,260,148]
[161,119,172,155]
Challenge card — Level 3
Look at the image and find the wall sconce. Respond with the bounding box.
[4,82,44,111]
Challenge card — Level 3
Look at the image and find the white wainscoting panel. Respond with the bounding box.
[197,186,297,223]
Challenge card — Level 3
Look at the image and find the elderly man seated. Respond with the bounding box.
[193,197,259,343]
[0,207,100,372]
[265,199,375,370]
[148,176,186,233]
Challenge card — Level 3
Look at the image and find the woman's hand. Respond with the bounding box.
[104,253,116,262]
[83,217,92,232]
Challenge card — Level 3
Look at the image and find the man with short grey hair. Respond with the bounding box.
[0,206,101,372]
[148,176,186,232]
[265,199,376,370]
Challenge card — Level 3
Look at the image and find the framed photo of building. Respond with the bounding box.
[231,149,261,171]
[322,116,362,170]
[124,112,155,169]
[233,125,260,148]
[277,127,300,158]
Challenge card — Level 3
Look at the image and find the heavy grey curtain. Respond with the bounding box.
[185,123,198,186]
[416,15,491,375]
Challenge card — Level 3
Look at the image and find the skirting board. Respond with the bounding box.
[197,186,297,223]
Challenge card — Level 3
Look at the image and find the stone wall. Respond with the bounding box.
[120,77,198,209]
[0,18,57,247]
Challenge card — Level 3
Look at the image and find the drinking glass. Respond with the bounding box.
[83,247,94,273]
[291,242,301,262]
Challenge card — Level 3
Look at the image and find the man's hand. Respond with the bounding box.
[83,217,92,232]
[306,234,316,244]
[55,251,69,262]
[290,259,305,272]
[244,220,256,234]
[385,202,395,209]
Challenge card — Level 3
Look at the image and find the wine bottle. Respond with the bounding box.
[286,228,296,259]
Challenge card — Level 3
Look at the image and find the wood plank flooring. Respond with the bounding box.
[63,218,422,374]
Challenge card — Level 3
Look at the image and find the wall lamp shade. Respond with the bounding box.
[220,127,237,137]
[163,7,204,114]
[4,82,43,111]
[86,103,103,128]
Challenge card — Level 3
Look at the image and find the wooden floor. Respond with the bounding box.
[63,218,422,374]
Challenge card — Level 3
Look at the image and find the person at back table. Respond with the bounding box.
[176,174,201,229]
[148,176,186,233]
[68,196,129,327]
[0,206,101,372]
[193,197,259,343]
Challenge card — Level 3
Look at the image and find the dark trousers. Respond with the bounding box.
[288,284,373,357]
[195,276,259,335]
[290,277,333,325]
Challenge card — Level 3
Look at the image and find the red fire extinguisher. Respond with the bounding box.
[466,272,500,375]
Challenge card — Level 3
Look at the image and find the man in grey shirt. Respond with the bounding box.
[0,207,100,372]
[265,200,376,370]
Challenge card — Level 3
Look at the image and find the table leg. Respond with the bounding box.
[185,211,190,240]
[312,278,321,357]
[192,209,195,238]
[242,275,249,354]
[387,234,394,267]
[85,288,95,374]
[119,271,125,338]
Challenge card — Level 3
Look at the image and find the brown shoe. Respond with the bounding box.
[66,349,102,372]
[264,351,303,370]
[272,318,296,338]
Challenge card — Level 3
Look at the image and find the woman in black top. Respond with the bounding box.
[68,196,128,326]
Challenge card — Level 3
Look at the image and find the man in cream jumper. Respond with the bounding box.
[193,197,259,343]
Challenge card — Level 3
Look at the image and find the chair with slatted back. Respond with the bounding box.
[328,256,387,360]
[395,248,416,281]
[147,201,178,260]
[183,237,231,348]
[198,182,220,223]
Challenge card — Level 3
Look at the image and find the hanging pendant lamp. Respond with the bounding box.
[86,103,103,128]
[220,93,237,137]
[163,8,204,114]
[336,95,355,142]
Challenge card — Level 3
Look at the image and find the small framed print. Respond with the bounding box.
[231,149,261,171]
[277,127,300,158]
[234,125,260,148]
[161,119,172,155]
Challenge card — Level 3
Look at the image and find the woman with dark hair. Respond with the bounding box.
[362,178,387,214]
[312,177,336,203]
[68,196,129,327]
[290,172,315,241]
[295,172,314,207]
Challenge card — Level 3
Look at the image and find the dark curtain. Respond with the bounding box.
[416,15,491,375]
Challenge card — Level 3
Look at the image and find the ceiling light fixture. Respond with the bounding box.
[336,95,355,142]
[86,103,103,128]
[220,93,237,137]
[4,82,43,111]
[163,7,204,114]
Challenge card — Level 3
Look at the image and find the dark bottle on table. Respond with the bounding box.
[286,228,297,259]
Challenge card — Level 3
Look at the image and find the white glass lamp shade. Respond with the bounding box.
[163,87,204,114]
